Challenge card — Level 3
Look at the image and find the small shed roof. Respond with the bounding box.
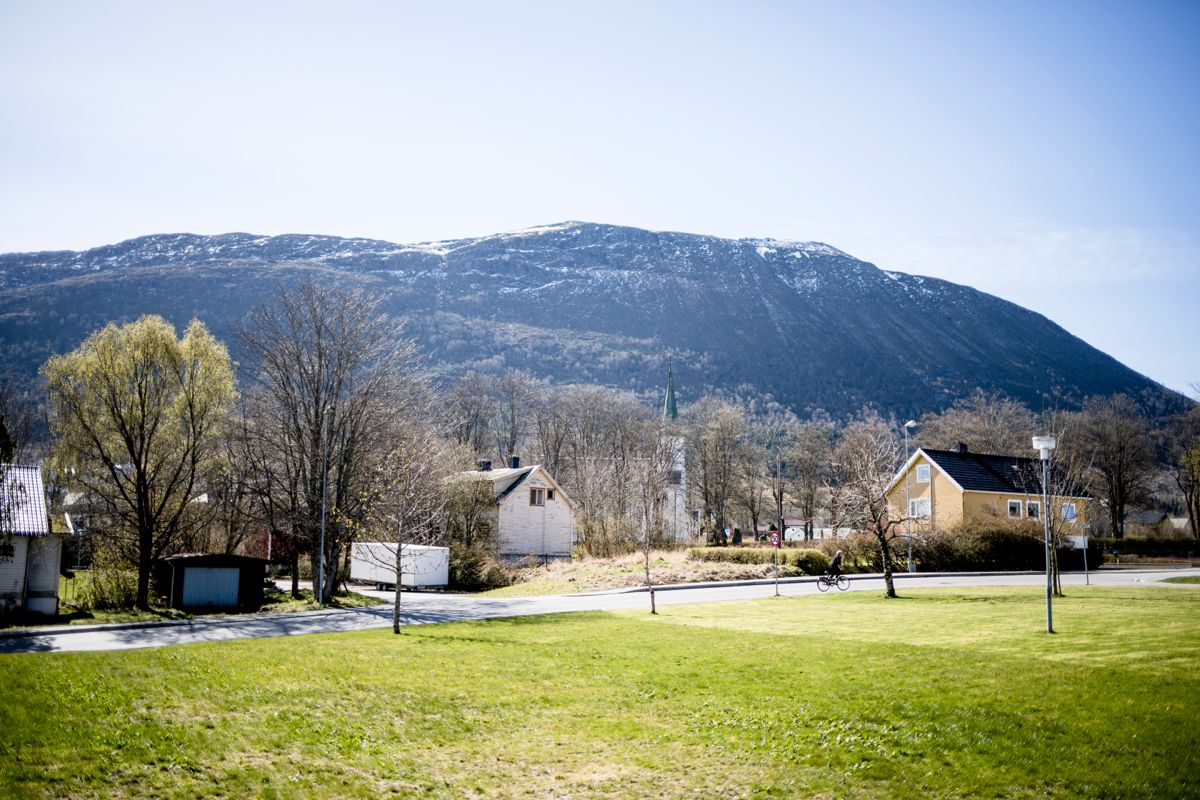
[1,465,50,537]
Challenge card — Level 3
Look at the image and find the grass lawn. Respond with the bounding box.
[2,586,1198,799]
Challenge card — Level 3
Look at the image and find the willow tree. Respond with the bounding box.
[43,316,236,609]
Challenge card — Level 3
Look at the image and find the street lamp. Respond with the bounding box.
[904,420,917,572]
[1032,435,1056,634]
[317,405,331,606]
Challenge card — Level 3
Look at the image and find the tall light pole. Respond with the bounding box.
[318,406,331,606]
[1033,435,1056,634]
[904,420,917,572]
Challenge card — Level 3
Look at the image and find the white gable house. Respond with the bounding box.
[1,465,62,615]
[461,457,575,562]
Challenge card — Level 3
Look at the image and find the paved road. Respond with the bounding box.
[2,568,1195,654]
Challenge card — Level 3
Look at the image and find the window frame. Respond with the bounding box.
[1061,502,1077,522]
[1007,499,1023,519]
[546,489,555,502]
[908,498,931,519]
[1026,500,1040,521]
[915,464,931,484]
[529,488,546,507]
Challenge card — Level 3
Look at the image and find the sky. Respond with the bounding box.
[2,0,1197,397]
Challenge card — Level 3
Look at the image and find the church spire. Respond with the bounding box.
[662,363,678,422]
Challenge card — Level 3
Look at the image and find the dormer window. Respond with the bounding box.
[915,464,930,484]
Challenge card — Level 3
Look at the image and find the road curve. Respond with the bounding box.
[2,568,1195,654]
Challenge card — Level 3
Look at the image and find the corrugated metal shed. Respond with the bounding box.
[1,465,50,536]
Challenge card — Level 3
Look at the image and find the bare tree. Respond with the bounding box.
[685,399,746,543]
[1075,394,1154,539]
[791,421,832,540]
[364,397,454,634]
[917,389,1037,456]
[238,279,427,603]
[1166,404,1200,539]
[828,413,903,597]
[629,418,682,613]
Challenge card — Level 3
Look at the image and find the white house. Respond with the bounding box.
[1,465,62,615]
[460,457,575,562]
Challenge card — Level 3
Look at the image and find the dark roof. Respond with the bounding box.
[496,468,534,502]
[1125,510,1169,526]
[921,448,1089,497]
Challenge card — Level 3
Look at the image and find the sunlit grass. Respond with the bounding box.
[2,586,1197,798]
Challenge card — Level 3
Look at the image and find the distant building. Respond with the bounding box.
[885,444,1090,531]
[661,365,689,542]
[0,465,62,615]
[459,457,575,562]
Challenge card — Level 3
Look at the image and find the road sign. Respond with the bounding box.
[769,531,780,547]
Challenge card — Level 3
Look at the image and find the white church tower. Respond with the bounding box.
[661,366,690,542]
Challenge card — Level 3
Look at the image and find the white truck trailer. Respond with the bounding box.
[350,543,450,590]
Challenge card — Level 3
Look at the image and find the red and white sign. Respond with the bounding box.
[769,531,780,547]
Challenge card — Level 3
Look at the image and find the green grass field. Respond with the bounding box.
[3,585,1198,799]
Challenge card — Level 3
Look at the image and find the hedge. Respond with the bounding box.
[687,547,829,575]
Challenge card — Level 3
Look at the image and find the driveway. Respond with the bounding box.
[2,568,1195,654]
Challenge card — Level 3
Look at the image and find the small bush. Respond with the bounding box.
[449,543,514,590]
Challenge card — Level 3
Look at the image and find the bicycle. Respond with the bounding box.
[816,573,849,592]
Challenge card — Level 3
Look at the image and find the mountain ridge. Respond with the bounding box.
[0,221,1188,421]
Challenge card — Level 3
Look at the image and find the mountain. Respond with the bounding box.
[0,221,1189,420]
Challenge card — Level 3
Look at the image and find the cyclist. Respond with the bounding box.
[827,549,843,578]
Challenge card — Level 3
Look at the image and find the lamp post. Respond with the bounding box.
[317,406,331,607]
[904,420,917,572]
[1032,435,1056,634]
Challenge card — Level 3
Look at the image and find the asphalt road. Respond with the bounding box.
[2,568,1195,654]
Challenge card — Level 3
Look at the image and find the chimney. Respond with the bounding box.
[478,460,492,471]
[508,455,520,469]
[956,443,969,454]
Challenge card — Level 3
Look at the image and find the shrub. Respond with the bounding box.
[687,547,829,575]
[448,543,513,590]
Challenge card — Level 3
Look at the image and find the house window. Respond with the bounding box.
[1008,500,1022,519]
[546,489,555,501]
[915,464,931,484]
[1026,501,1040,521]
[908,498,931,519]
[530,488,545,506]
[1061,502,1077,522]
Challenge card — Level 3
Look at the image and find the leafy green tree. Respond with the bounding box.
[43,316,236,609]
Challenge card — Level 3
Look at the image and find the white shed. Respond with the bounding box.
[461,457,575,562]
[0,464,61,615]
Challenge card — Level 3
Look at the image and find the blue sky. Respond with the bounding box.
[2,1,1197,396]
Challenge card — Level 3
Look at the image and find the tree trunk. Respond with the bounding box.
[644,556,656,615]
[290,550,300,599]
[877,527,897,598]
[136,524,153,610]
[393,543,405,634]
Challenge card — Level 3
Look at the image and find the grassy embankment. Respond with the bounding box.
[2,585,1198,799]
[485,548,807,596]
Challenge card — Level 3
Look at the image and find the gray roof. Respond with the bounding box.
[1,465,50,537]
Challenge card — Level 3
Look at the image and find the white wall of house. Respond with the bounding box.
[0,535,30,611]
[495,468,574,560]
[24,536,62,614]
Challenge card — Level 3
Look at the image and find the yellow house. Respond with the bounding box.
[885,445,1089,531]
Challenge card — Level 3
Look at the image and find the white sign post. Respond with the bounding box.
[1070,535,1090,585]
